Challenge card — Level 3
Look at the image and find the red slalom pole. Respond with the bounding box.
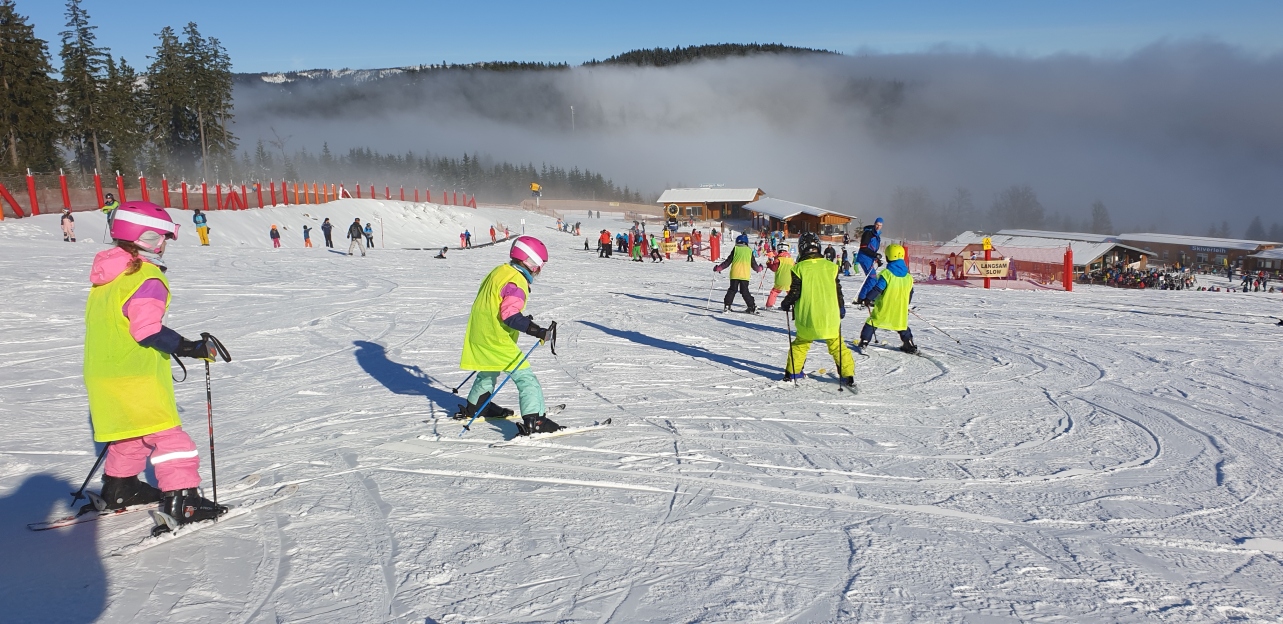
[115,171,126,202]
[216,183,224,210]
[93,170,104,208]
[241,184,248,210]
[59,169,71,209]
[161,177,171,208]
[256,182,264,208]
[181,181,189,210]
[0,182,26,217]
[25,169,40,216]
[139,174,150,202]
[201,182,209,210]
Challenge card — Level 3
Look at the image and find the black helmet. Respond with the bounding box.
[799,232,821,255]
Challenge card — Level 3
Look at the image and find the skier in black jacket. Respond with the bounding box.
[321,218,334,248]
[347,218,366,256]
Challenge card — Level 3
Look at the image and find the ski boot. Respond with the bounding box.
[452,393,515,420]
[153,488,228,535]
[840,376,856,387]
[745,306,758,314]
[854,340,869,355]
[781,372,805,382]
[722,305,732,313]
[516,413,562,436]
[85,474,163,513]
[900,338,918,355]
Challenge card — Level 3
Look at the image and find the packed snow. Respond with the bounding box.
[1,201,1281,622]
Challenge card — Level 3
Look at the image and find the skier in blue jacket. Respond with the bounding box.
[856,217,884,303]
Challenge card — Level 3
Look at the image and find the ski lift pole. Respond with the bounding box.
[459,339,544,437]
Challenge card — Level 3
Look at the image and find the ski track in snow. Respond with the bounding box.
[1,203,1282,621]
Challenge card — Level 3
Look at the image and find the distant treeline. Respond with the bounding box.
[244,142,648,205]
[585,43,836,67]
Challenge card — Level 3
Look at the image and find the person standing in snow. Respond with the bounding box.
[321,218,335,248]
[490,226,497,244]
[459,232,467,249]
[303,225,313,248]
[100,193,119,214]
[455,236,562,435]
[464,229,473,248]
[781,233,854,385]
[856,217,885,303]
[714,234,764,312]
[60,208,76,242]
[855,243,917,354]
[598,230,612,258]
[347,218,366,256]
[364,222,375,249]
[192,208,209,246]
[269,224,281,248]
[765,243,794,309]
[82,201,226,529]
[824,244,837,263]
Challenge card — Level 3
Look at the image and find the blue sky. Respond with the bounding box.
[22,0,1283,73]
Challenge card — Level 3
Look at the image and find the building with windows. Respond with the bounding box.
[741,197,855,241]
[656,187,764,221]
[1245,248,1283,275]
[1114,233,1281,269]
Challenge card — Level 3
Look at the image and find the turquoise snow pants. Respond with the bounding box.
[467,369,546,417]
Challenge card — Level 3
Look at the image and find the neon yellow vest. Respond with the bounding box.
[84,262,181,442]
[869,269,913,331]
[730,245,754,280]
[791,257,841,341]
[460,264,531,371]
[772,255,795,290]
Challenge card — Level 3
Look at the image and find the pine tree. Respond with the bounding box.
[1089,200,1114,234]
[1244,215,1266,240]
[181,23,235,180]
[103,55,146,175]
[147,26,199,175]
[990,185,1045,230]
[0,0,60,172]
[59,0,109,172]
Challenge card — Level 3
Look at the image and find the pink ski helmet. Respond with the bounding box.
[510,235,549,273]
[110,201,179,252]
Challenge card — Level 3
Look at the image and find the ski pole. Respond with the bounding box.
[451,371,476,394]
[704,275,717,311]
[70,442,110,510]
[460,339,543,437]
[910,308,961,344]
[784,311,798,386]
[199,333,232,515]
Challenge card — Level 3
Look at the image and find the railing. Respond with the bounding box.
[0,170,479,219]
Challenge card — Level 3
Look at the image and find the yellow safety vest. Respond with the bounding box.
[791,258,841,341]
[772,255,795,290]
[84,262,181,442]
[460,263,531,371]
[868,268,913,331]
[730,245,754,280]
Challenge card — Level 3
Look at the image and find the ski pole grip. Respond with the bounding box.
[201,332,232,362]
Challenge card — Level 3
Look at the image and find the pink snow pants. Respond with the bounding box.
[766,288,785,308]
[104,426,200,491]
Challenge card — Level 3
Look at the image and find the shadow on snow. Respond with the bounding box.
[578,321,778,379]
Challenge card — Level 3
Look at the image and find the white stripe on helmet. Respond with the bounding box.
[512,239,545,268]
[113,209,178,236]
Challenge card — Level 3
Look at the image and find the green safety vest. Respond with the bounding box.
[730,245,754,280]
[791,257,841,341]
[460,263,531,371]
[84,262,181,442]
[772,255,795,290]
[869,268,913,331]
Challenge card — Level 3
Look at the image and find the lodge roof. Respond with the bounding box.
[657,188,764,204]
[742,197,854,221]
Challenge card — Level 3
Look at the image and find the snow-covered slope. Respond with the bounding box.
[0,215,1281,621]
[10,199,535,251]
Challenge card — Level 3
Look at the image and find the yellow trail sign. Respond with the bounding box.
[963,259,1010,278]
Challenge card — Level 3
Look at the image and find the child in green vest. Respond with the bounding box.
[856,243,917,354]
[781,233,855,385]
[455,236,562,435]
[713,234,764,312]
[83,201,227,531]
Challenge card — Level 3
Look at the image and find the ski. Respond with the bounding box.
[110,483,298,557]
[491,418,613,446]
[27,473,262,532]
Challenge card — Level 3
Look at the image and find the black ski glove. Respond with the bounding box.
[525,320,555,341]
[175,336,217,361]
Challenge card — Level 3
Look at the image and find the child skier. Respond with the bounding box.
[454,236,562,435]
[765,243,794,309]
[269,224,281,248]
[83,201,226,529]
[781,233,855,386]
[855,243,917,354]
[714,233,763,312]
[856,217,884,303]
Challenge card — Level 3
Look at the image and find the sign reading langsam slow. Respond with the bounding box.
[963,259,1010,278]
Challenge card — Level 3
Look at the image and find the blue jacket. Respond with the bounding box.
[193,213,207,226]
[866,259,913,305]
